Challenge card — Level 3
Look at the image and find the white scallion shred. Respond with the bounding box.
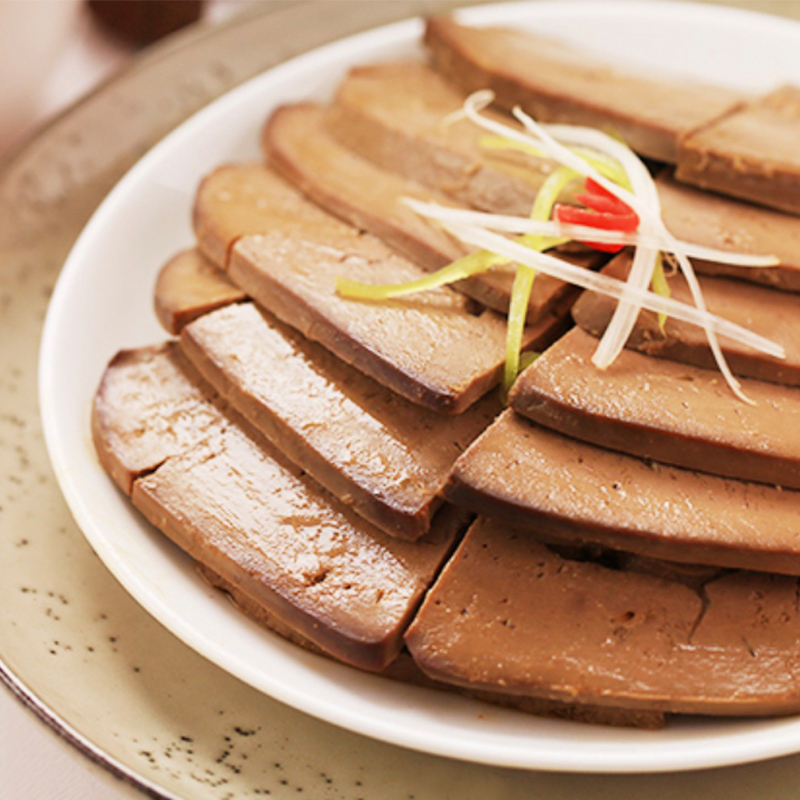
[400,200,779,268]
[439,220,784,362]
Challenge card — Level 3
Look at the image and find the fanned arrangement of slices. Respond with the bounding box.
[94,16,800,729]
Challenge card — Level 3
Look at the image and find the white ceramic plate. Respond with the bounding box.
[39,1,800,774]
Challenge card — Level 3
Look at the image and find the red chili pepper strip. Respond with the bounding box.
[574,191,638,218]
[553,176,640,252]
[556,205,640,232]
[584,177,633,209]
[580,179,638,215]
[554,203,639,252]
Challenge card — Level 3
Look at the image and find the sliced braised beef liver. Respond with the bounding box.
[328,61,550,216]
[445,409,800,574]
[134,437,466,672]
[330,67,800,299]
[180,302,501,539]
[677,85,800,215]
[510,326,800,488]
[657,170,800,291]
[263,103,583,320]
[94,342,465,672]
[262,104,465,271]
[193,162,328,269]
[154,248,246,334]
[571,252,800,386]
[227,225,526,414]
[194,163,531,413]
[213,168,567,415]
[317,68,800,298]
[423,17,745,163]
[406,516,800,716]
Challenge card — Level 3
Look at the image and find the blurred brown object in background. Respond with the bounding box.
[88,0,204,47]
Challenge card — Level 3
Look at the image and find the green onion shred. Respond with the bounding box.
[650,252,671,333]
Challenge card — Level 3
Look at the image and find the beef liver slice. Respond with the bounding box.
[194,163,520,413]
[91,342,223,495]
[510,326,800,488]
[180,302,501,539]
[132,421,466,672]
[227,232,523,415]
[329,61,551,216]
[90,342,467,672]
[445,409,800,574]
[424,17,745,164]
[263,104,466,271]
[687,570,800,713]
[572,251,800,386]
[263,102,579,320]
[405,516,800,715]
[154,248,246,334]
[677,85,800,215]
[657,170,800,292]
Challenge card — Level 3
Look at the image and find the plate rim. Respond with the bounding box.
[0,661,179,800]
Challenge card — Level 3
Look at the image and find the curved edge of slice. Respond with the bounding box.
[192,162,306,270]
[200,556,664,728]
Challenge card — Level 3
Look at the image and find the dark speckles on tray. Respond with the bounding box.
[127,725,306,797]
[47,638,74,656]
[14,443,31,471]
[13,585,141,666]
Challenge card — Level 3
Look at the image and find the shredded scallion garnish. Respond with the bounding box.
[511,106,756,401]
[336,92,784,401]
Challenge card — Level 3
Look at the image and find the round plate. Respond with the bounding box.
[38,0,800,775]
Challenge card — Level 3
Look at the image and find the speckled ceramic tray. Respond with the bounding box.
[7,1,800,798]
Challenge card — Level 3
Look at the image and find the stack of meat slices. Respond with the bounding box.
[93,17,800,730]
